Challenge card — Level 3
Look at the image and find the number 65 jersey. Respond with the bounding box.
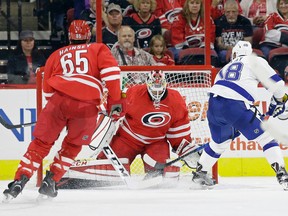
[209,55,285,104]
[43,43,121,105]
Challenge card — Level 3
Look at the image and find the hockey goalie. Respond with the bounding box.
[58,70,203,189]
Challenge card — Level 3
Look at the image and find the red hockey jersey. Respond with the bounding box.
[154,0,185,30]
[171,14,215,48]
[261,12,288,44]
[153,53,175,65]
[264,12,288,32]
[118,85,192,151]
[43,43,121,104]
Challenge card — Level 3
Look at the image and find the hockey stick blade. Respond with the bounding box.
[0,116,36,129]
[143,144,207,170]
[102,146,162,189]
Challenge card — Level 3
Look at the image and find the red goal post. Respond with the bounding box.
[36,65,218,186]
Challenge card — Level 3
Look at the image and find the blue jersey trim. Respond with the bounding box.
[215,80,255,102]
[204,144,221,159]
[270,74,282,82]
[263,140,279,152]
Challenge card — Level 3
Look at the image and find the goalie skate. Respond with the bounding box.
[2,174,29,203]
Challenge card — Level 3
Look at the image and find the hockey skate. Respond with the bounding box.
[3,174,29,202]
[276,167,288,191]
[38,171,58,199]
[192,163,215,188]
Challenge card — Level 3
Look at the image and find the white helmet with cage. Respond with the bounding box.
[231,40,252,60]
[146,70,167,101]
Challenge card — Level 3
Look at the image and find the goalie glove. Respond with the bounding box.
[267,94,288,118]
[176,141,202,169]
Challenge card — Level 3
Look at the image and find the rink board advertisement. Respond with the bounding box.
[0,88,288,180]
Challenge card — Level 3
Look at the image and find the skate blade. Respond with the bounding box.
[36,194,54,203]
[190,180,215,190]
[2,193,14,203]
[281,182,288,191]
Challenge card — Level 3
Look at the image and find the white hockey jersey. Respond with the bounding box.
[209,55,285,103]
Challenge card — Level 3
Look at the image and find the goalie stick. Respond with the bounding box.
[102,145,163,189]
[143,144,207,170]
[87,113,163,189]
[0,116,36,129]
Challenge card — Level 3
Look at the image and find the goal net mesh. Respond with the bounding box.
[117,70,212,176]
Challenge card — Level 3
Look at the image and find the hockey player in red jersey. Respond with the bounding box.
[97,70,199,178]
[3,20,121,201]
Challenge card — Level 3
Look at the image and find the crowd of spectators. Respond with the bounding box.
[1,0,288,84]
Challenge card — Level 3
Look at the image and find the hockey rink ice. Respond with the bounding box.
[0,176,287,216]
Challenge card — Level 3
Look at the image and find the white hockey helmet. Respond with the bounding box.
[231,41,252,60]
[146,70,167,101]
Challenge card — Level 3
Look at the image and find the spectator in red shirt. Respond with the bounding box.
[240,0,277,27]
[169,0,216,62]
[149,34,175,65]
[259,0,288,59]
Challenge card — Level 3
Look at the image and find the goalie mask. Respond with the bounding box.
[146,70,167,102]
[231,41,252,60]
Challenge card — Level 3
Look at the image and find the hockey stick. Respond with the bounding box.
[0,116,36,129]
[85,113,162,189]
[102,146,131,183]
[102,145,162,189]
[143,144,207,170]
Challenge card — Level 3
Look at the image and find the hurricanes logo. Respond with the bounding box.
[142,112,171,128]
[187,35,203,48]
[165,8,182,23]
[136,28,152,39]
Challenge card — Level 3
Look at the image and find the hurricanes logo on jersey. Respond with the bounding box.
[165,8,182,23]
[141,112,171,128]
[136,28,152,39]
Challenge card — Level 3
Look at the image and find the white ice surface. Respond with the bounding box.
[0,176,287,216]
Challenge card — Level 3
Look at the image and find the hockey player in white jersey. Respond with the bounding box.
[192,41,288,190]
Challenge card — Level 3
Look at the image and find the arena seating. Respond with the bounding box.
[178,48,219,67]
[268,47,288,81]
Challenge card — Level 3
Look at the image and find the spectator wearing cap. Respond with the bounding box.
[6,30,46,84]
[102,3,123,49]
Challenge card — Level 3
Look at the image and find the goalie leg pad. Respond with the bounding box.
[90,114,116,150]
[163,165,180,179]
[143,142,170,172]
[63,158,130,182]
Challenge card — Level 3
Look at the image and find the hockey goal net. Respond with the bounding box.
[36,65,218,186]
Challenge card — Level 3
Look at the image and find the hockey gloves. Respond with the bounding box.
[268,94,288,118]
[178,143,202,169]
